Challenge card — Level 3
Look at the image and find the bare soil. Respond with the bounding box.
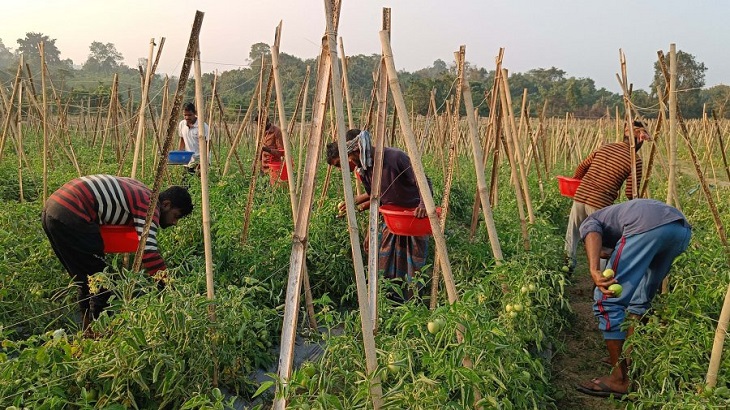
[551,264,624,409]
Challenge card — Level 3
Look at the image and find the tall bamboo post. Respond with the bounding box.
[271,21,318,330]
[131,38,155,179]
[296,66,311,194]
[618,49,638,200]
[498,69,530,251]
[132,10,203,272]
[39,46,48,203]
[667,44,679,207]
[339,38,354,130]
[462,49,503,263]
[429,46,465,307]
[501,69,534,223]
[193,51,217,388]
[368,7,390,327]
[273,23,335,410]
[241,60,274,244]
[381,31,481,408]
[0,58,23,165]
[222,78,260,177]
[324,2,383,405]
[16,73,24,202]
[711,111,730,182]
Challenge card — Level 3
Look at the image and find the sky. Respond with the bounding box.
[2,0,729,94]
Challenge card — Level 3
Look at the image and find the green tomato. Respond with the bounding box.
[513,303,523,312]
[520,286,529,294]
[300,362,316,378]
[608,283,623,297]
[528,283,536,292]
[561,265,570,273]
[427,318,445,334]
[602,268,615,279]
[505,304,513,312]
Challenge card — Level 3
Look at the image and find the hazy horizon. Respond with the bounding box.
[2,1,728,93]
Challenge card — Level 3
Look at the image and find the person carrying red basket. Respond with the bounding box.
[326,129,433,302]
[563,120,651,274]
[42,175,193,334]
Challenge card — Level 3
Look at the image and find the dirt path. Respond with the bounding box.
[551,265,624,409]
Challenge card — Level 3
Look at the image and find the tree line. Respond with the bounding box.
[1,32,729,121]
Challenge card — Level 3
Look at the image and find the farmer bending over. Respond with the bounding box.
[42,174,193,333]
[564,120,651,275]
[576,199,691,398]
[326,129,432,303]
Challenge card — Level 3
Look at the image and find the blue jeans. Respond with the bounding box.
[593,221,691,340]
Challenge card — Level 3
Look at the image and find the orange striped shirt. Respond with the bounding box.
[572,142,642,209]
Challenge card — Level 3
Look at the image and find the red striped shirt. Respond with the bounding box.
[573,142,642,209]
[47,175,166,274]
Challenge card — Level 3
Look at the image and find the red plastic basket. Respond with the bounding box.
[100,225,139,253]
[379,205,442,236]
[556,176,581,198]
[268,161,288,185]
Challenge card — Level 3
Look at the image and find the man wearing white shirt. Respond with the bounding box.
[177,102,210,175]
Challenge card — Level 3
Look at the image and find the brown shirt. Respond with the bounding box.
[572,141,642,209]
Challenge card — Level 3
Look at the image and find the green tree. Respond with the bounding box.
[651,50,707,118]
[701,85,730,118]
[16,32,67,71]
[83,41,124,73]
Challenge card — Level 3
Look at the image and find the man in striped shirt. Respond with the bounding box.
[564,121,651,274]
[42,175,193,331]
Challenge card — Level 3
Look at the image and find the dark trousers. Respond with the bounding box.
[42,211,111,321]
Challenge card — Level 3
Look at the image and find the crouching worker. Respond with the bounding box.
[326,129,432,303]
[42,174,193,333]
[576,199,691,399]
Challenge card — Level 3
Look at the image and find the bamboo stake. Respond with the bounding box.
[241,60,274,244]
[222,78,260,177]
[132,10,203,272]
[0,58,23,165]
[462,51,503,263]
[381,31,481,408]
[39,46,49,203]
[273,28,334,410]
[711,110,730,182]
[368,7,390,327]
[430,46,465,308]
[325,4,383,406]
[131,38,155,179]
[16,72,24,202]
[296,66,311,194]
[617,50,638,200]
[667,44,678,207]
[271,20,318,330]
[194,48,218,391]
[498,70,530,251]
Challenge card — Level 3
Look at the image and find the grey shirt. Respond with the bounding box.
[580,199,690,247]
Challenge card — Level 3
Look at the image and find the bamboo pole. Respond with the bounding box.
[498,69,530,251]
[617,50,638,200]
[131,38,155,179]
[381,31,481,408]
[501,69,534,224]
[429,46,465,308]
[271,20,318,330]
[273,28,334,410]
[325,3,383,406]
[241,60,274,244]
[193,49,217,389]
[132,10,203,271]
[711,111,730,182]
[16,72,24,202]
[39,46,48,203]
[296,66,311,194]
[0,58,23,165]
[222,78,260,177]
[368,7,390,327]
[461,49,503,263]
[666,44,678,207]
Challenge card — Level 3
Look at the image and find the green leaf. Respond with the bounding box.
[252,380,275,398]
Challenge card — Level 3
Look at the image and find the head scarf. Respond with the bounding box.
[346,130,373,171]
